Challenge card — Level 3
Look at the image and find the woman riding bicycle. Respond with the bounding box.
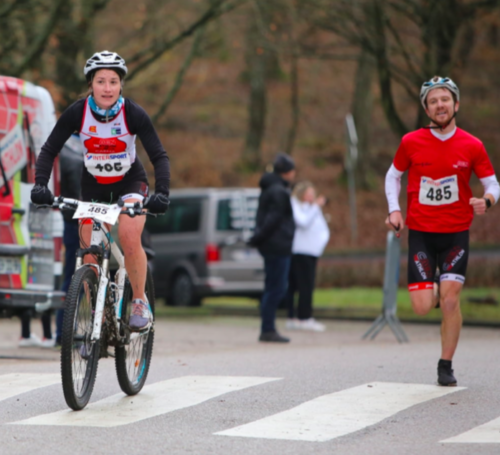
[31,50,170,332]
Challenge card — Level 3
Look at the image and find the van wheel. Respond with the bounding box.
[168,272,201,307]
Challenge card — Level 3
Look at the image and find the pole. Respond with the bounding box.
[345,114,358,244]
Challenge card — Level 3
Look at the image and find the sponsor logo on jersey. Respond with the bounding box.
[86,153,127,161]
[114,122,121,126]
[413,252,431,280]
[89,126,97,133]
[453,160,469,169]
[111,128,121,135]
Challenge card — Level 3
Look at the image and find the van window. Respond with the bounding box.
[146,198,201,234]
[217,197,257,231]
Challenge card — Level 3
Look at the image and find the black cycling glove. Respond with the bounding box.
[144,192,170,214]
[31,184,54,205]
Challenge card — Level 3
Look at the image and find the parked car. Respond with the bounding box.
[145,188,264,306]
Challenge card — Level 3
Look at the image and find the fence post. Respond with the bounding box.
[362,231,408,343]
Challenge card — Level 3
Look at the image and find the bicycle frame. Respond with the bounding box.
[74,220,127,342]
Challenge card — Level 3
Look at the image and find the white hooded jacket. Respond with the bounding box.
[291,197,330,257]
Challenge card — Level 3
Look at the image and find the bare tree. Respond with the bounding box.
[302,0,500,137]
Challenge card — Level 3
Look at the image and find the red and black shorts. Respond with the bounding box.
[81,177,149,204]
[407,229,469,292]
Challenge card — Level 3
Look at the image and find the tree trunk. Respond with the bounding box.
[351,48,375,189]
[242,14,268,170]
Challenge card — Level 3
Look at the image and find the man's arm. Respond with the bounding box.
[385,164,405,235]
[249,191,287,246]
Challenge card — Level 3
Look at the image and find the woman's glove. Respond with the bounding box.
[31,184,54,205]
[144,193,170,214]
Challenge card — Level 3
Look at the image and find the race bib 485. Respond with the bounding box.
[419,175,459,206]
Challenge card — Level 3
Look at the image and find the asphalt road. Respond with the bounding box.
[1,316,500,455]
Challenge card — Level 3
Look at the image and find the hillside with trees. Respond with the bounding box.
[2,0,500,249]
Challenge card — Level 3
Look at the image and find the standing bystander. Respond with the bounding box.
[249,153,296,343]
[385,76,499,386]
[285,181,330,332]
[55,134,84,347]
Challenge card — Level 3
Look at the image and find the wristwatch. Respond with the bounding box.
[484,197,492,210]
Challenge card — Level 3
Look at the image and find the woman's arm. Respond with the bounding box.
[126,100,170,195]
[292,197,321,228]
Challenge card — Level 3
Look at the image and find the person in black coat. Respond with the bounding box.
[55,134,84,346]
[249,153,296,342]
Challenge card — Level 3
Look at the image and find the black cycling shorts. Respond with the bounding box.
[407,229,469,291]
[81,175,149,203]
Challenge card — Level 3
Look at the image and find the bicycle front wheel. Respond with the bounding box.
[61,265,100,410]
[115,266,155,395]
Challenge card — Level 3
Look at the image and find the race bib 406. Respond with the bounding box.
[419,175,459,206]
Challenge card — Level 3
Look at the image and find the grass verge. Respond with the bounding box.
[154,287,500,325]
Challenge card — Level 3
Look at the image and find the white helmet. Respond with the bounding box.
[84,51,128,81]
[420,76,460,109]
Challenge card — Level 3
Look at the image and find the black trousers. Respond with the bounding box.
[285,254,318,320]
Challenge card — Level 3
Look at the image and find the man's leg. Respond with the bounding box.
[439,280,463,360]
[57,220,80,345]
[260,254,291,335]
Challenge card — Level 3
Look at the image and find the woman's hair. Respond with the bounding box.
[292,180,314,201]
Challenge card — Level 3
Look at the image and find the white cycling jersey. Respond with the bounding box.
[79,99,137,184]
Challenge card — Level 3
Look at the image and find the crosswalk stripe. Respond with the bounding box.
[216,382,465,442]
[441,417,500,443]
[0,374,60,402]
[11,375,280,428]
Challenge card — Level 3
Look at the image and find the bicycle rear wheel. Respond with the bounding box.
[61,265,100,410]
[115,266,155,395]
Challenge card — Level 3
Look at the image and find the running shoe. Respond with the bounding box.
[40,337,56,349]
[129,298,153,331]
[297,318,326,332]
[285,318,300,330]
[437,359,457,386]
[18,334,42,348]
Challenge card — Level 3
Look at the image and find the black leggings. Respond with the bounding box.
[285,254,318,320]
[19,310,52,339]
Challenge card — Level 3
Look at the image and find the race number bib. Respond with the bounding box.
[419,175,459,206]
[73,202,122,225]
[85,152,132,179]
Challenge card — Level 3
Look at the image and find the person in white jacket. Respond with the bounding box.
[285,181,330,332]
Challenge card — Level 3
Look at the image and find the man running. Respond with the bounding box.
[385,76,499,386]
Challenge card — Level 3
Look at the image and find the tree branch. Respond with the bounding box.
[0,0,21,19]
[127,0,247,81]
[12,0,68,76]
[151,26,205,124]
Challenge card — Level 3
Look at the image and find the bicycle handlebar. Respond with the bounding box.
[36,196,158,218]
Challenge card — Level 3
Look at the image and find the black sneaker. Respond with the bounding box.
[259,331,290,343]
[437,359,457,386]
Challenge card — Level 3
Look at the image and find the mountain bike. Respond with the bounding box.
[49,196,157,410]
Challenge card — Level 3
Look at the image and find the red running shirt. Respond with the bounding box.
[393,128,495,233]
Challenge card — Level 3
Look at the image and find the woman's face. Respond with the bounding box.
[91,69,121,110]
[302,187,316,203]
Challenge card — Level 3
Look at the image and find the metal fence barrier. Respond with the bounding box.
[362,231,408,343]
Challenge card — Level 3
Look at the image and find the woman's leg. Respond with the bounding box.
[285,255,298,319]
[297,255,317,320]
[118,207,147,302]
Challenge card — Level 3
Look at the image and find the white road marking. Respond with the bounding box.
[12,375,280,428]
[0,373,60,402]
[216,382,465,442]
[441,417,500,443]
